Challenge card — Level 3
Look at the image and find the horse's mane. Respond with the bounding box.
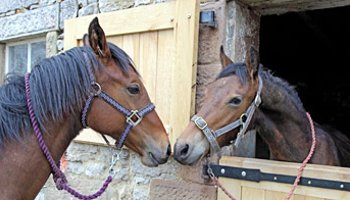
[217,63,305,112]
[0,43,135,145]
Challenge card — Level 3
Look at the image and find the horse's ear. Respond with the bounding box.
[83,33,90,47]
[88,17,111,59]
[220,46,233,68]
[246,46,259,78]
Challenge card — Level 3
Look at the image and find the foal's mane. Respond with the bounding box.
[217,63,305,112]
[0,43,136,144]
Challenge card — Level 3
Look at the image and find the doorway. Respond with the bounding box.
[257,6,350,158]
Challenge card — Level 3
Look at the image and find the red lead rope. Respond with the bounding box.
[209,112,316,200]
[284,112,316,200]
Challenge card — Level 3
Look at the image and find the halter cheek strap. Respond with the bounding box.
[192,76,263,156]
[81,53,155,150]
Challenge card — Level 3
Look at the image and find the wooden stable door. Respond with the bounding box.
[64,0,199,145]
[217,156,350,200]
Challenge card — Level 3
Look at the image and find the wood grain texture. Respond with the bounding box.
[64,0,199,145]
[218,156,350,199]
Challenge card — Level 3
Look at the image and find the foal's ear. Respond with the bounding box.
[220,46,233,68]
[88,17,111,59]
[246,46,259,78]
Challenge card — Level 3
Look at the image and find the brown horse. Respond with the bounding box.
[174,46,350,167]
[0,17,170,199]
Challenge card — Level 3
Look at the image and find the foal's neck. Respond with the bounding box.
[254,74,311,162]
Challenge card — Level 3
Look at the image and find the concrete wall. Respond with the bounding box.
[0,0,259,199]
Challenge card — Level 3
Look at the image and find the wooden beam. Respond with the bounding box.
[64,2,176,50]
[170,0,199,142]
[238,0,350,15]
[218,156,350,199]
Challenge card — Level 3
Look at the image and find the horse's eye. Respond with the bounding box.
[127,84,140,95]
[229,96,242,106]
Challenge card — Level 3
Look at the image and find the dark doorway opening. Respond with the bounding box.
[257,6,350,159]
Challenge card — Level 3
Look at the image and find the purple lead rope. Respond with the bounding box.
[25,73,113,200]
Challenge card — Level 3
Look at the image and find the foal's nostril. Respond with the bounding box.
[166,144,171,156]
[180,144,189,157]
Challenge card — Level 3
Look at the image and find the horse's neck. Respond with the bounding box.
[0,115,80,200]
[254,76,311,162]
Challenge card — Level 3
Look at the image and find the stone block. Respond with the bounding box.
[198,0,225,64]
[133,185,149,200]
[99,0,134,13]
[130,155,181,185]
[59,0,78,29]
[0,44,5,84]
[78,0,89,7]
[0,0,39,14]
[56,39,64,51]
[46,31,58,57]
[225,1,260,62]
[150,179,217,200]
[39,0,56,7]
[78,2,99,17]
[178,157,214,185]
[195,63,222,111]
[35,174,121,200]
[5,10,16,16]
[135,0,152,6]
[0,4,58,40]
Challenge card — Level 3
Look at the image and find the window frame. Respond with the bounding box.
[5,38,46,74]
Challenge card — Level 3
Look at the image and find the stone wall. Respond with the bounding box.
[0,44,4,84]
[0,0,254,199]
[38,143,182,200]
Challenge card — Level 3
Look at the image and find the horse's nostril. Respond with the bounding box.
[180,144,189,157]
[166,144,171,156]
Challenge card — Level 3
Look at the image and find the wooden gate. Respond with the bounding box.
[213,156,350,200]
[64,0,199,145]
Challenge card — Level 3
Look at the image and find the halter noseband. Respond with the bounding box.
[192,75,263,156]
[81,53,155,150]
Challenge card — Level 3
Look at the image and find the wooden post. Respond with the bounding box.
[170,0,200,142]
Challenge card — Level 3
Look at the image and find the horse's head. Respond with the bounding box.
[83,17,170,167]
[174,46,261,165]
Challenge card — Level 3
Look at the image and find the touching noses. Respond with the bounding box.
[152,143,172,164]
[164,143,172,162]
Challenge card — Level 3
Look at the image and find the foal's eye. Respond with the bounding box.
[229,96,242,106]
[127,84,140,95]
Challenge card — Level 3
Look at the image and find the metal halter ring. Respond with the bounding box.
[126,110,142,127]
[240,113,248,124]
[91,82,102,96]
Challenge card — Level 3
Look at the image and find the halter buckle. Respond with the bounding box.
[193,116,208,130]
[126,110,142,127]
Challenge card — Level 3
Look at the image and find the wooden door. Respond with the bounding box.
[64,0,199,145]
[217,156,350,200]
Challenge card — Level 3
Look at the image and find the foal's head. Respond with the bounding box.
[84,18,170,166]
[174,47,260,165]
